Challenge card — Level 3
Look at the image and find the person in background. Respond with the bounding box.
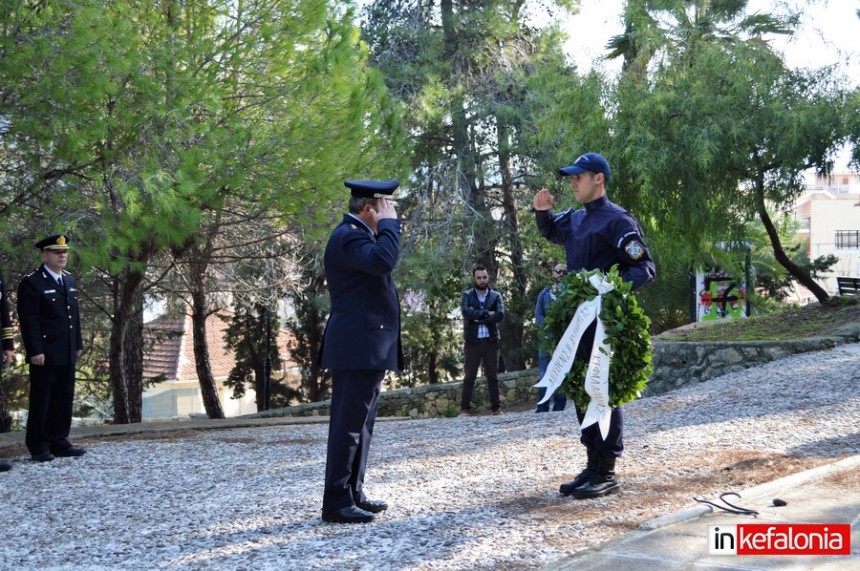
[17,234,85,463]
[319,179,403,524]
[534,263,568,413]
[458,266,505,416]
[533,152,655,499]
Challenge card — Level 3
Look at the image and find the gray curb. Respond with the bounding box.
[638,453,860,531]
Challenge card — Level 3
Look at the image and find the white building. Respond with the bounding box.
[141,311,300,419]
[793,172,860,294]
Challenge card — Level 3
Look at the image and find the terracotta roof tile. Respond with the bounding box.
[143,310,297,383]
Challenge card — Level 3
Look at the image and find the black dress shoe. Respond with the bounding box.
[31,452,55,462]
[0,460,12,472]
[559,468,596,496]
[355,499,388,514]
[570,475,621,499]
[53,446,86,457]
[321,505,375,524]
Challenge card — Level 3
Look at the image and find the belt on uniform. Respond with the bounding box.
[473,338,497,343]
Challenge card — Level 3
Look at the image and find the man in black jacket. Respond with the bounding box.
[17,234,85,462]
[458,266,505,416]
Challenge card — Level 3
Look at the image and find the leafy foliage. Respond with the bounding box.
[221,301,297,411]
[1,0,407,421]
[616,2,853,303]
[394,247,464,387]
[283,242,331,403]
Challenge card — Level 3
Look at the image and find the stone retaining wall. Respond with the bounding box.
[247,336,853,420]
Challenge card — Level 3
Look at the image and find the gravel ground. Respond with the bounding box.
[1,343,859,571]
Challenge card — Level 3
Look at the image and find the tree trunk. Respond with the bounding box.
[188,241,225,419]
[110,269,145,424]
[427,350,439,384]
[442,0,493,270]
[753,177,831,304]
[496,120,527,370]
[190,287,225,419]
[109,278,130,424]
[122,276,145,423]
[253,359,266,411]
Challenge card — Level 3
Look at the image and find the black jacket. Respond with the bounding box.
[460,287,504,343]
[17,265,83,366]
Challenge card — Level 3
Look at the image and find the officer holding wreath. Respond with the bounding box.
[533,152,655,499]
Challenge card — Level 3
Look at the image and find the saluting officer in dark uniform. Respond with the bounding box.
[0,267,15,472]
[17,234,85,462]
[533,153,655,499]
[319,180,403,524]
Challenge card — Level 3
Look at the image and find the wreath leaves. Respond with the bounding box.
[540,266,653,410]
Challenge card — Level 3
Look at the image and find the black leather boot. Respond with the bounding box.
[571,455,620,499]
[559,448,599,496]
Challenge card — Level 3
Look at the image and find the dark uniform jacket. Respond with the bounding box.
[535,195,656,290]
[460,287,504,343]
[17,265,83,366]
[320,214,403,371]
[0,269,14,351]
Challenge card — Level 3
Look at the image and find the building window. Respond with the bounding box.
[835,230,860,249]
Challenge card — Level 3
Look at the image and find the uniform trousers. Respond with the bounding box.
[460,339,500,412]
[323,369,384,513]
[575,323,623,457]
[26,364,76,456]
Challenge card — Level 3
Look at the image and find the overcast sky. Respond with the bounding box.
[564,0,859,86]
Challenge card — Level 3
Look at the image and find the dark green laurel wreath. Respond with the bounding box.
[540,266,652,410]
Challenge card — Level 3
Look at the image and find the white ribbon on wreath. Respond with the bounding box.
[534,274,614,439]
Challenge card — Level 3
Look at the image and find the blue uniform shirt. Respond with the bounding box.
[535,195,656,290]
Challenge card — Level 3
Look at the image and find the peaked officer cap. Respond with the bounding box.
[35,234,71,251]
[344,179,400,199]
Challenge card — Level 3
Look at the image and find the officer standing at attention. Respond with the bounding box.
[17,234,85,462]
[533,152,655,499]
[319,179,403,524]
[0,266,15,472]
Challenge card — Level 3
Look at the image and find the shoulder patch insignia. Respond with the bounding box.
[625,240,645,260]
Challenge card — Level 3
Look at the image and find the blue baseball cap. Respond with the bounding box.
[558,152,611,182]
